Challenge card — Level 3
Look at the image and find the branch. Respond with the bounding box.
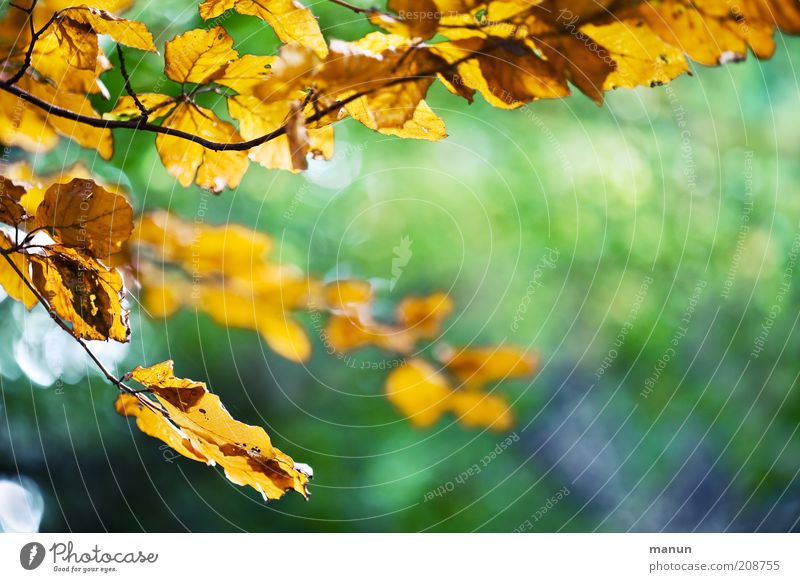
[0,251,159,408]
[0,53,475,151]
[328,0,373,14]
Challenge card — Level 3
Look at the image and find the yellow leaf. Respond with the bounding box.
[258,312,311,362]
[0,176,30,226]
[0,233,38,310]
[433,38,570,108]
[216,54,277,94]
[385,358,452,427]
[449,390,514,431]
[115,393,208,463]
[164,26,238,84]
[133,212,314,361]
[121,360,312,500]
[228,96,332,172]
[22,76,113,159]
[386,355,522,431]
[34,178,134,260]
[580,19,690,91]
[0,90,59,154]
[157,102,248,191]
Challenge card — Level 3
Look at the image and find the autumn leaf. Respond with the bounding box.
[156,101,248,191]
[216,54,277,95]
[132,211,315,361]
[21,76,113,158]
[108,93,176,120]
[436,345,538,389]
[117,360,312,501]
[385,357,517,430]
[0,233,38,310]
[33,178,134,261]
[49,6,155,73]
[29,244,130,342]
[164,26,238,85]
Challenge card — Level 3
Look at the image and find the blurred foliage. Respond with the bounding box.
[1,0,800,531]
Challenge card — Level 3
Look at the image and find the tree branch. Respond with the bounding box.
[0,251,160,410]
[116,44,148,121]
[0,53,475,151]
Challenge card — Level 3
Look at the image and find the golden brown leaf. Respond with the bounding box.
[324,286,452,354]
[0,90,59,154]
[33,178,134,260]
[22,76,113,158]
[437,344,537,388]
[164,26,238,84]
[29,245,130,342]
[227,96,333,172]
[133,212,314,361]
[216,54,277,94]
[58,7,156,52]
[157,102,248,191]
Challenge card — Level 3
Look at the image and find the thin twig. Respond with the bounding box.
[328,0,373,14]
[5,2,61,86]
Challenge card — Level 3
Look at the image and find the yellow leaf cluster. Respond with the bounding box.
[319,278,535,431]
[0,164,132,341]
[0,1,155,157]
[132,211,315,362]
